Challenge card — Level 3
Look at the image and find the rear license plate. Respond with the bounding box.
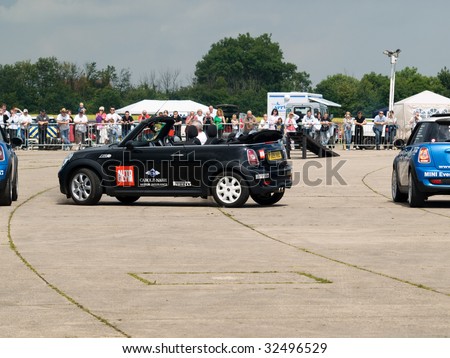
[268,151,282,160]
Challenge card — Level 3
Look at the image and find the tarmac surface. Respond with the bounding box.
[1,146,449,338]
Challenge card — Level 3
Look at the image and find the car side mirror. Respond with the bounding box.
[393,138,405,149]
[125,140,134,151]
[11,137,23,148]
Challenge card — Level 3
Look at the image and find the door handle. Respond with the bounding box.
[171,153,185,157]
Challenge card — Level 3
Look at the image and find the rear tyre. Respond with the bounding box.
[391,169,407,202]
[0,177,12,206]
[69,168,102,205]
[116,196,140,204]
[12,170,18,201]
[408,172,425,207]
[212,172,249,208]
[251,190,285,206]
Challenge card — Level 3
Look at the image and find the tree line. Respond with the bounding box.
[1,33,450,117]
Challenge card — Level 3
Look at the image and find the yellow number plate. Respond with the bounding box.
[267,151,282,160]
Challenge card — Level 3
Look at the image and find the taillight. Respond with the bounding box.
[247,149,259,166]
[0,147,4,161]
[418,147,431,163]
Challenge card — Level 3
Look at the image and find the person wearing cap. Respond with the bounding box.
[57,108,72,150]
[36,109,50,149]
[19,109,33,148]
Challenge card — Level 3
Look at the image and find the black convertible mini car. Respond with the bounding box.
[58,117,292,207]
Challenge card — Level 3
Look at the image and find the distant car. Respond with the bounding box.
[0,126,21,206]
[392,114,450,207]
[58,117,292,207]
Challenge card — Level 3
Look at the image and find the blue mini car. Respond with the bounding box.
[392,114,450,207]
[0,126,21,206]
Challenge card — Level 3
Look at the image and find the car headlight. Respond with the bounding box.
[61,153,74,168]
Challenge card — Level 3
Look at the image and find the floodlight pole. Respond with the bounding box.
[383,49,401,112]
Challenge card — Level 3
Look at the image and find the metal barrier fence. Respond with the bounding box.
[1,121,403,151]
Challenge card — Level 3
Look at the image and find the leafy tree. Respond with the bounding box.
[315,74,359,116]
[194,33,309,114]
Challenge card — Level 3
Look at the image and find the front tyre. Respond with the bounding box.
[212,172,249,208]
[69,168,102,205]
[408,171,425,207]
[12,170,18,201]
[251,190,285,206]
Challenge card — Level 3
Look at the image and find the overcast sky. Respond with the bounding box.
[1,0,449,87]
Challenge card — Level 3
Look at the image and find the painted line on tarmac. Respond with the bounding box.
[362,166,450,219]
[218,202,450,299]
[7,187,131,338]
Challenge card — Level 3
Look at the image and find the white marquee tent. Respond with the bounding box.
[116,100,209,117]
[393,90,450,137]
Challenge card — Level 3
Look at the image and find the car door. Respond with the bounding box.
[122,144,202,194]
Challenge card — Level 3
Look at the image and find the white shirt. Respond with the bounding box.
[197,131,207,145]
[7,113,21,130]
[74,114,88,131]
[106,113,122,124]
[20,114,33,129]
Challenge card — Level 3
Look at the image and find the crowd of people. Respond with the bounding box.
[1,100,423,150]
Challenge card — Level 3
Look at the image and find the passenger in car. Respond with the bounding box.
[205,124,223,145]
[193,120,207,145]
[185,124,201,145]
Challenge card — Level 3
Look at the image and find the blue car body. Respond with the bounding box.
[392,115,450,207]
[0,126,20,206]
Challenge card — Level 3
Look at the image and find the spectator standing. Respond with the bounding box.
[231,114,239,133]
[243,110,258,134]
[57,108,72,150]
[354,111,366,150]
[7,107,22,139]
[275,117,284,132]
[259,114,268,131]
[319,112,332,146]
[196,109,204,123]
[214,108,226,138]
[373,111,387,150]
[203,111,214,129]
[285,112,298,132]
[302,110,318,138]
[74,109,88,149]
[2,104,11,129]
[409,111,421,132]
[268,108,279,130]
[121,111,134,138]
[172,110,182,138]
[106,107,122,143]
[36,109,50,149]
[385,110,398,150]
[20,109,33,148]
[185,111,197,126]
[95,106,106,144]
[342,112,354,150]
[208,105,216,117]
